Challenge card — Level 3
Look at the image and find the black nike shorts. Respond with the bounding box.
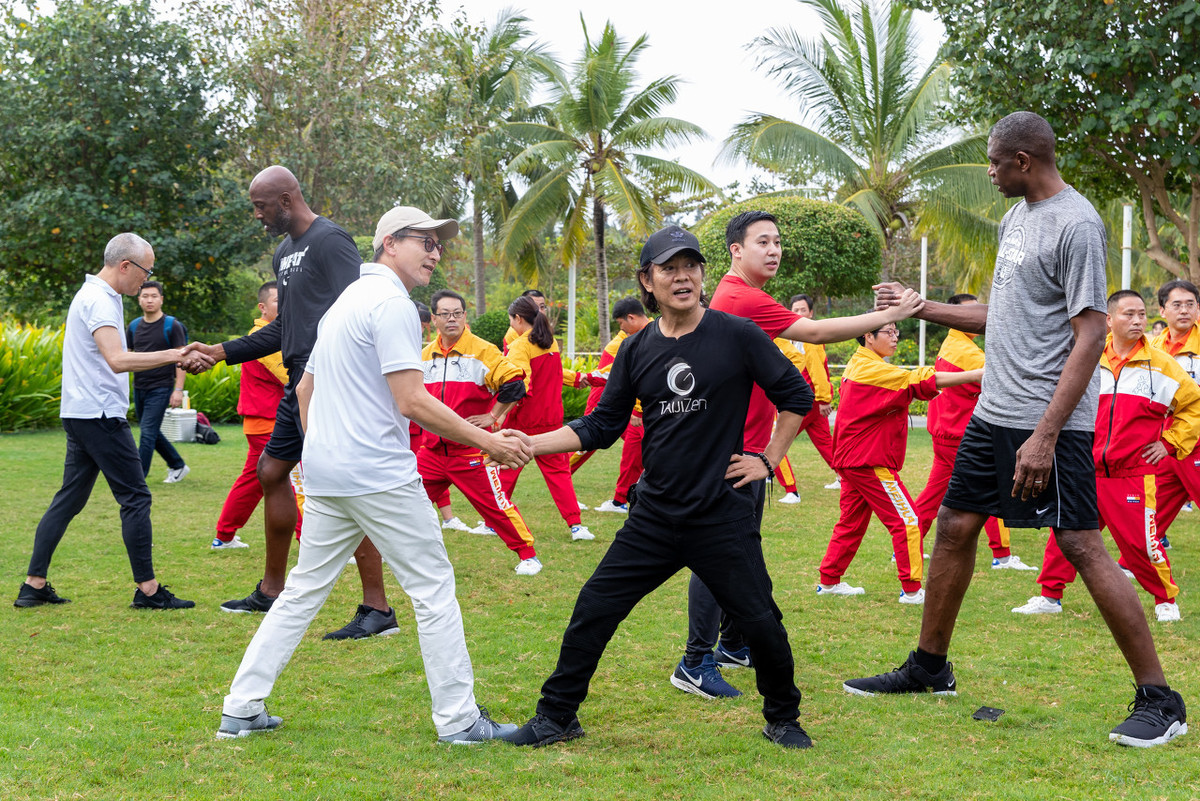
[942,416,1099,530]
[263,381,304,464]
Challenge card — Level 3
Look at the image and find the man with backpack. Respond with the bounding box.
[127,280,189,483]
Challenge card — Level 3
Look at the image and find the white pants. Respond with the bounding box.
[222,479,479,736]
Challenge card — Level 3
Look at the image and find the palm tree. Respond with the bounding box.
[722,0,997,280]
[441,8,560,313]
[501,18,719,343]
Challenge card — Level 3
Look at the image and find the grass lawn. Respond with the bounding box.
[1,424,1197,800]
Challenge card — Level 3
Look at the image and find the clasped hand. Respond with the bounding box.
[484,429,534,470]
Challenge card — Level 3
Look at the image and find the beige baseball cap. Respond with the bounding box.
[372,206,459,252]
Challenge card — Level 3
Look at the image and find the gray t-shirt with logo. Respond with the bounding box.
[975,186,1107,432]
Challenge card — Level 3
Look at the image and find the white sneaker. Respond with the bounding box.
[824,477,841,490]
[577,501,589,511]
[441,516,472,532]
[816,581,865,596]
[1156,602,1181,622]
[163,465,190,484]
[1012,595,1062,614]
[514,557,543,575]
[899,589,925,605]
[594,499,629,513]
[1121,566,1135,580]
[570,524,594,541]
[471,521,497,536]
[891,552,929,561]
[211,535,249,550]
[1182,502,1194,513]
[778,492,802,504]
[992,555,1038,571]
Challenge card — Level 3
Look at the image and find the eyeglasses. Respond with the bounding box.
[395,234,445,255]
[433,310,465,320]
[127,258,153,278]
[874,327,901,337]
[1167,301,1197,312]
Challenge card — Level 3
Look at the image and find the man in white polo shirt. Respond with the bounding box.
[14,233,202,610]
[218,207,530,744]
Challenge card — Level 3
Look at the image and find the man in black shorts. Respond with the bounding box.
[186,166,395,639]
[847,111,1186,748]
[500,226,817,749]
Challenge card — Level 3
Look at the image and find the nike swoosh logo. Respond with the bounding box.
[1036,506,1052,515]
[683,670,704,688]
[725,653,751,667]
[946,678,955,689]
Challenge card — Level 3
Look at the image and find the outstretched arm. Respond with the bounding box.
[781,289,924,343]
[935,368,984,388]
[875,282,988,334]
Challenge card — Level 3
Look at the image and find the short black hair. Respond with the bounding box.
[989,111,1056,163]
[1157,279,1200,308]
[414,301,431,324]
[431,289,465,314]
[1107,289,1144,309]
[521,288,545,299]
[855,313,889,346]
[637,261,706,314]
[947,293,977,305]
[611,296,646,320]
[257,280,277,304]
[725,210,778,250]
[790,293,813,310]
[139,280,164,296]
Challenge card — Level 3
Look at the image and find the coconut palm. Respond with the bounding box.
[501,18,720,343]
[723,0,998,280]
[441,7,561,313]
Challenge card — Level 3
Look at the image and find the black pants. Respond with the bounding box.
[684,479,766,660]
[27,416,156,583]
[536,498,801,725]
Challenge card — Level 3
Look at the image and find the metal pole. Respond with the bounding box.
[919,236,928,367]
[567,262,577,359]
[1121,203,1133,290]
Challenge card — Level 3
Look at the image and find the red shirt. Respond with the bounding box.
[709,273,801,450]
[926,330,984,443]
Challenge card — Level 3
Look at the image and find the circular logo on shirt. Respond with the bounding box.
[667,362,695,396]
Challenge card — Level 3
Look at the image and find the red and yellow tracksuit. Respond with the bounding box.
[819,347,938,592]
[569,330,644,504]
[419,328,537,560]
[911,330,1011,557]
[1035,336,1200,605]
[1151,323,1200,536]
[215,317,303,542]
[501,332,583,526]
[772,338,836,493]
[505,324,589,390]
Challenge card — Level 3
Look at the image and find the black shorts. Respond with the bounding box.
[263,382,304,464]
[943,416,1098,530]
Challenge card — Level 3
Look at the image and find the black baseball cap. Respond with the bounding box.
[639,225,706,267]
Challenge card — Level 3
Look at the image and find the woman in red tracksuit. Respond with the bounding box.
[500,296,593,541]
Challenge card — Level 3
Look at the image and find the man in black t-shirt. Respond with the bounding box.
[185,166,395,639]
[501,227,816,750]
[127,280,189,482]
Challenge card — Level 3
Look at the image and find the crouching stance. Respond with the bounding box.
[217,207,529,744]
[502,226,817,749]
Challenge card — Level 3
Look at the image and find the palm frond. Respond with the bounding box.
[722,115,863,181]
[611,116,708,152]
[593,159,660,237]
[501,163,577,264]
[628,154,723,198]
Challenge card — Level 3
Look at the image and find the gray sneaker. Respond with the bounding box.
[216,709,283,739]
[438,706,518,745]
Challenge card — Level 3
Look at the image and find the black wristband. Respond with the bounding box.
[750,452,773,473]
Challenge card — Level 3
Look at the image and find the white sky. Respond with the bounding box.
[444,0,945,189]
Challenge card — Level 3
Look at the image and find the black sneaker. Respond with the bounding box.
[322,604,400,640]
[762,719,814,749]
[220,582,275,614]
[131,585,195,609]
[14,581,71,608]
[501,713,586,747]
[1110,685,1188,747]
[843,651,957,696]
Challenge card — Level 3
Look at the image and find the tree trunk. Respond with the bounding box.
[593,197,611,344]
[472,197,486,315]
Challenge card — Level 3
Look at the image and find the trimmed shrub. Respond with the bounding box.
[694,196,881,304]
[0,322,64,431]
[471,310,510,350]
[562,354,600,422]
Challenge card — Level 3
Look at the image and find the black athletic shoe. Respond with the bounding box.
[1110,685,1188,747]
[14,581,71,608]
[131,585,195,609]
[762,720,813,749]
[322,604,400,640]
[843,651,957,696]
[501,713,586,747]
[220,582,275,614]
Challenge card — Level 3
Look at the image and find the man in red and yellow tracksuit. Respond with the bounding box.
[419,290,539,569]
[911,294,1032,570]
[818,324,981,602]
[1016,290,1200,621]
[1150,278,1200,541]
[775,294,837,497]
[568,297,649,509]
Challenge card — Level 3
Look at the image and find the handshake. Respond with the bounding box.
[170,342,226,375]
[484,429,535,470]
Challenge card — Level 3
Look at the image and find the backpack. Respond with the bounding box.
[194,411,221,445]
[128,315,188,346]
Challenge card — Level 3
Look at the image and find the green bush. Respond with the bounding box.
[353,235,447,306]
[184,362,242,423]
[471,310,510,349]
[694,196,881,304]
[0,322,64,432]
[562,354,600,422]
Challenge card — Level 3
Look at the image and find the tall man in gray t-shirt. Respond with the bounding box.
[844,112,1186,748]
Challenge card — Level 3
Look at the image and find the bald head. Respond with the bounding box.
[248,165,314,238]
